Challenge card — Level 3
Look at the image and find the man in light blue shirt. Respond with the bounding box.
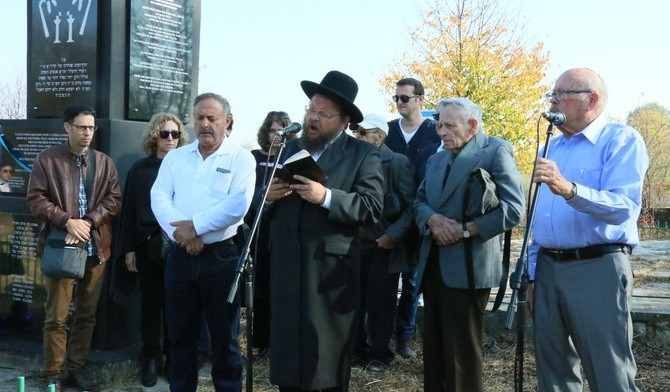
[151,93,256,392]
[526,68,648,392]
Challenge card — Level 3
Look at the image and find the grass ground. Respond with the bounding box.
[181,324,670,392]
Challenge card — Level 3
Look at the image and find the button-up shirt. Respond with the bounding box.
[151,139,256,245]
[76,154,95,256]
[528,113,649,279]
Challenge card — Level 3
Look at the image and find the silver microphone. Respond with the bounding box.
[277,122,302,136]
[542,112,565,126]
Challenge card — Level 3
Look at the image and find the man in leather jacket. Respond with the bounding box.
[27,104,121,392]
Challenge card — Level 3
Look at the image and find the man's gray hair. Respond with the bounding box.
[193,92,231,115]
[435,97,484,132]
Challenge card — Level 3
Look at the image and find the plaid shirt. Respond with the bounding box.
[76,154,95,256]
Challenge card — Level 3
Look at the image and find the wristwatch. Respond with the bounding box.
[462,222,471,239]
[566,182,577,200]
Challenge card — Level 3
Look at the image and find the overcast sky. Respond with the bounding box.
[2,0,668,149]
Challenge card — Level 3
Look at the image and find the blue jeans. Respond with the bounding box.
[394,270,419,343]
[164,242,242,392]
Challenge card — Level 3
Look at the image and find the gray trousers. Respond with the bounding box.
[533,251,639,392]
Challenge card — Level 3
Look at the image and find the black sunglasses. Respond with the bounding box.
[392,94,420,103]
[159,130,181,139]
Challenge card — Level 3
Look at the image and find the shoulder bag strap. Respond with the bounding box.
[489,230,511,312]
[462,173,510,314]
[462,180,483,312]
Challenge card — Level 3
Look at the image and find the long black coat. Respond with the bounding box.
[268,132,384,390]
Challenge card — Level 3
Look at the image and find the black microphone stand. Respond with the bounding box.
[505,119,556,392]
[227,137,289,392]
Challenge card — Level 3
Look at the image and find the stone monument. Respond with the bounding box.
[0,0,201,349]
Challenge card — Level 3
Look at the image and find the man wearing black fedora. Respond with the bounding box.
[266,70,384,391]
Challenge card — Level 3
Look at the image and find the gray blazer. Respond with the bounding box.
[413,131,525,289]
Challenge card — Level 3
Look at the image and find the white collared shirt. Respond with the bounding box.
[151,139,256,244]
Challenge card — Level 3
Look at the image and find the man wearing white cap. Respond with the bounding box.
[352,114,416,373]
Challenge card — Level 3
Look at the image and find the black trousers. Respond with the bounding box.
[165,243,243,392]
[355,247,399,365]
[137,241,167,359]
[422,248,490,392]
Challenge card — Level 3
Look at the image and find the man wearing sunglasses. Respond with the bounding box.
[386,78,440,164]
[27,104,122,392]
[385,77,440,359]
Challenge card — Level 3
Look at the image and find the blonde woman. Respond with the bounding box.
[116,112,188,387]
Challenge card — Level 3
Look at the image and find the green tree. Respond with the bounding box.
[380,0,549,172]
[627,103,670,210]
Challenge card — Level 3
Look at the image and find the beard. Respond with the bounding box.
[299,119,343,153]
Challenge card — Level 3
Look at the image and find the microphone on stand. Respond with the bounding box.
[277,122,302,136]
[542,112,565,126]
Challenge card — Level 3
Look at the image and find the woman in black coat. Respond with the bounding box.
[116,113,188,387]
[246,111,295,353]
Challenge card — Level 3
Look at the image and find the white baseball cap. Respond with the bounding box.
[357,114,389,134]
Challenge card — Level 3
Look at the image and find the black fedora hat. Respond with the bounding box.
[301,70,363,123]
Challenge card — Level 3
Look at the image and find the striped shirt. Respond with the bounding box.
[76,154,96,256]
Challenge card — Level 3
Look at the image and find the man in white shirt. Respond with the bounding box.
[151,93,256,392]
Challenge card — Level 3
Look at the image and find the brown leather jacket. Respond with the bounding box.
[27,143,122,262]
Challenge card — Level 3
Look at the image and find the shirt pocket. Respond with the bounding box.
[205,167,233,199]
[579,167,602,187]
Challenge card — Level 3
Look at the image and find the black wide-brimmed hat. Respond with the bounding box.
[301,70,363,123]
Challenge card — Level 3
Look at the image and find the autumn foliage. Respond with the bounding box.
[380,0,550,173]
[627,103,670,209]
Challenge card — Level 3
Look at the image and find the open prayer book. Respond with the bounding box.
[273,149,327,185]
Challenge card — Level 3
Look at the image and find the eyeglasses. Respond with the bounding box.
[70,123,97,132]
[1,169,12,174]
[159,130,181,139]
[353,128,381,136]
[544,90,592,101]
[305,105,342,120]
[392,95,420,103]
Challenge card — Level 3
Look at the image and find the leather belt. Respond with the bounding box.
[203,237,235,251]
[540,244,631,262]
[171,237,235,251]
